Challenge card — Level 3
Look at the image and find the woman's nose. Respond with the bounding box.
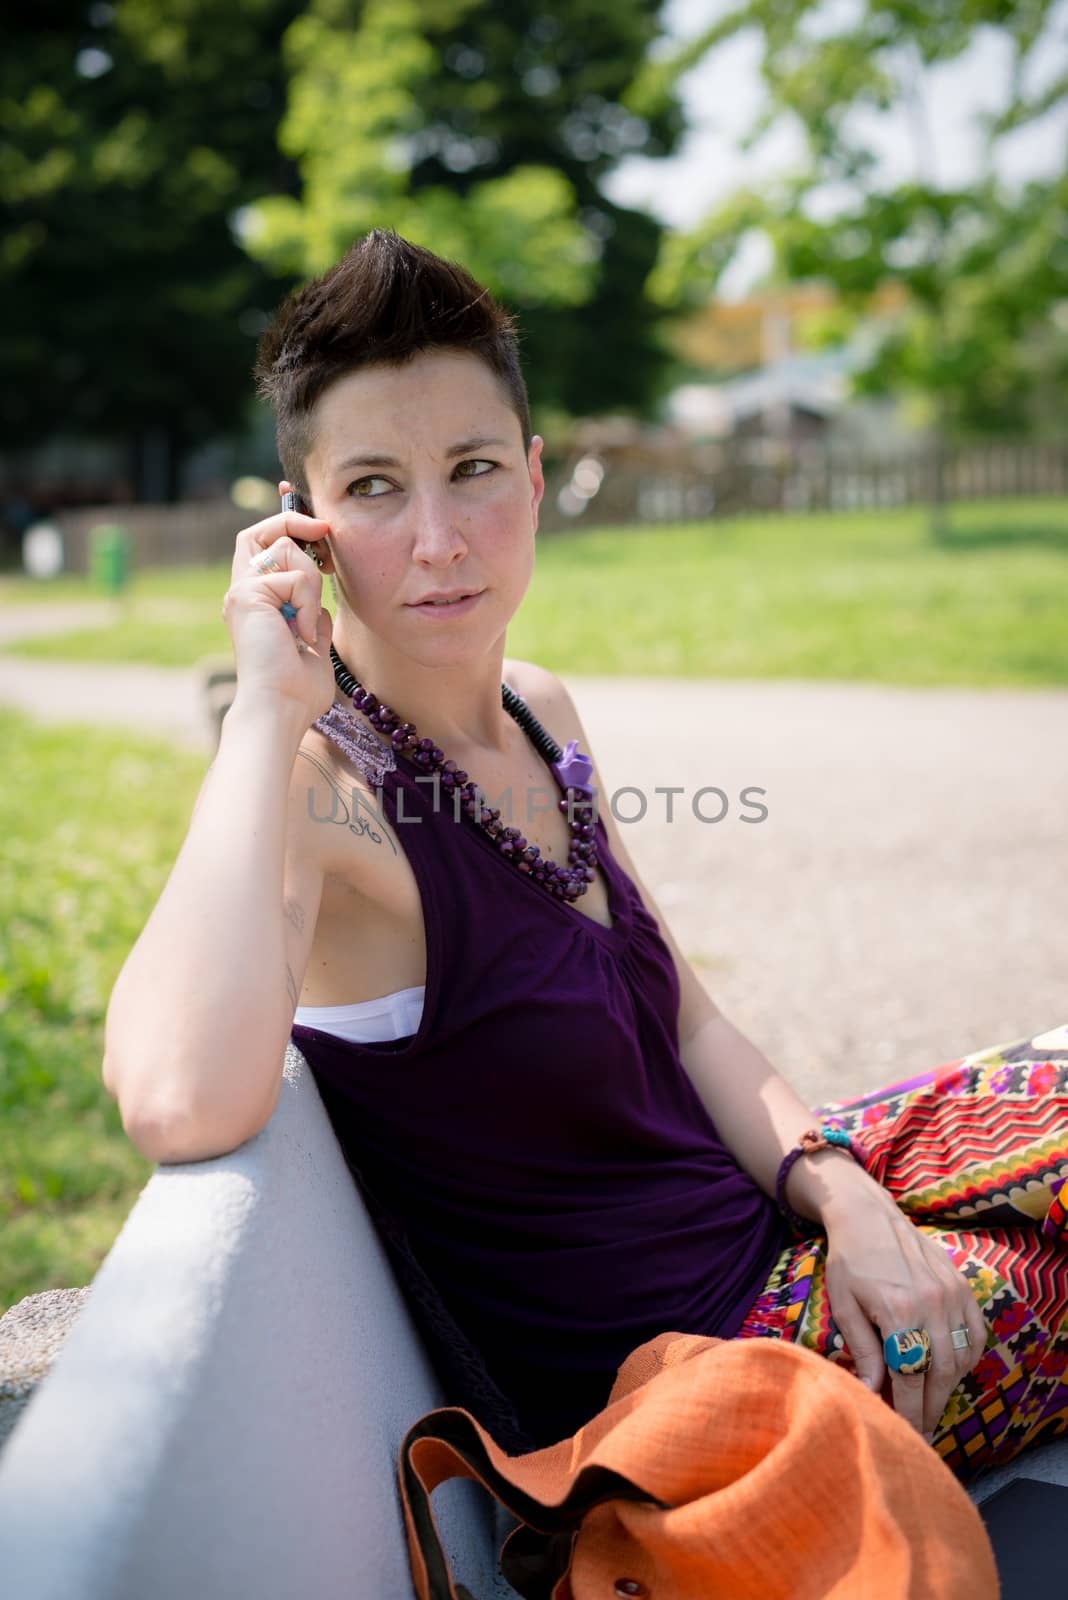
[409,493,468,563]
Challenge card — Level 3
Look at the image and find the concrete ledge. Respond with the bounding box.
[0,1042,515,1599]
[0,1287,94,1451]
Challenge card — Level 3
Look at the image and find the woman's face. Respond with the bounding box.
[304,349,544,665]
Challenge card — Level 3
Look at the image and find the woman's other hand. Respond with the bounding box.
[821,1189,989,1436]
[221,500,335,725]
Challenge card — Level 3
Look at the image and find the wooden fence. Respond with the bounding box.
[45,437,1068,570]
[539,436,1068,529]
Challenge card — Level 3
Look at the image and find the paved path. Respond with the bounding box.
[0,602,217,753]
[574,676,1066,1104]
[0,601,123,643]
[1,604,1064,1102]
[0,656,212,753]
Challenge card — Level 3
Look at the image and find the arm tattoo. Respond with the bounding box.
[296,748,397,855]
[285,963,299,1011]
[283,896,305,934]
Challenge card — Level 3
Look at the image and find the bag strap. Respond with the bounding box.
[398,1407,664,1600]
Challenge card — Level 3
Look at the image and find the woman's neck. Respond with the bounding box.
[330,626,514,756]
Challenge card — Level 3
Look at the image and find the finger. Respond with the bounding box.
[888,1237,972,1429]
[829,1290,886,1394]
[233,531,320,595]
[889,1369,927,1434]
[290,578,324,646]
[925,1240,990,1376]
[247,517,329,560]
[234,517,329,576]
[943,1300,989,1384]
[947,1257,992,1371]
[255,570,322,644]
[875,1307,935,1433]
[295,603,333,659]
[877,1320,953,1436]
[922,1332,961,1435]
[964,1295,990,1369]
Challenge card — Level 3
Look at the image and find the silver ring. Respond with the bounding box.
[950,1326,972,1350]
[249,549,282,575]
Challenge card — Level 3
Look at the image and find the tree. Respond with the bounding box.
[240,0,686,419]
[1,0,307,500]
[640,1,1068,446]
[2,0,694,506]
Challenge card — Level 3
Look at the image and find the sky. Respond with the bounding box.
[602,0,1068,296]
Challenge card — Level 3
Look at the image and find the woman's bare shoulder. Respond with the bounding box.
[286,724,424,1002]
[503,657,581,741]
[287,721,404,891]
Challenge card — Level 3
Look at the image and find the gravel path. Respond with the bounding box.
[571,677,1066,1105]
[0,603,216,752]
[2,604,1064,1104]
[0,655,212,752]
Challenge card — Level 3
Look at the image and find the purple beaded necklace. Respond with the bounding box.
[327,644,600,904]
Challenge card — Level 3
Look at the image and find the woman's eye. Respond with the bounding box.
[346,476,392,498]
[345,461,495,496]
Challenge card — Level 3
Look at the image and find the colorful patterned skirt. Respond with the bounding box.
[735,1023,1068,1485]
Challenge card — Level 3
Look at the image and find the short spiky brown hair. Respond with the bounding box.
[253,230,531,504]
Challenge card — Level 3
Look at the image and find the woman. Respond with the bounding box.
[102,230,1068,1479]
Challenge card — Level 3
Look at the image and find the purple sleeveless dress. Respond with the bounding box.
[291,700,788,1450]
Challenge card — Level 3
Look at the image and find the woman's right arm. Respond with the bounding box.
[101,503,337,1163]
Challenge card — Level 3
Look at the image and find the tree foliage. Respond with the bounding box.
[2,0,689,497]
[647,0,1068,436]
[0,0,308,495]
[241,0,684,417]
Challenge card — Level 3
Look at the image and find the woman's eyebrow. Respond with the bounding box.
[331,435,512,475]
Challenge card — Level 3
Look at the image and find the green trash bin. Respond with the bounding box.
[88,523,132,594]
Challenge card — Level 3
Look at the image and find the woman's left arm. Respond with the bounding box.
[677,1009,988,1435]
[524,665,987,1434]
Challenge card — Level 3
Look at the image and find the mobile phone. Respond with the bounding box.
[281,490,311,517]
[281,488,319,582]
[279,489,313,628]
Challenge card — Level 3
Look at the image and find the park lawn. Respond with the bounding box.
[0,708,207,1313]
[2,496,1067,685]
[0,562,231,607]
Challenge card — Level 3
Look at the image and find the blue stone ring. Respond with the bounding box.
[883,1326,933,1376]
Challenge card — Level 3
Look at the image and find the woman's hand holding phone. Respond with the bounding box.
[222,490,335,726]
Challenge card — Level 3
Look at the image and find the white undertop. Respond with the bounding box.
[292,985,425,1043]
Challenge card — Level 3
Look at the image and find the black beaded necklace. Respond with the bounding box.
[328,643,600,903]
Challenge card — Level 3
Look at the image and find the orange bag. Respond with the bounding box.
[399,1331,999,1599]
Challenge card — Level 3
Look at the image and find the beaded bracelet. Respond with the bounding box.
[774,1125,870,1239]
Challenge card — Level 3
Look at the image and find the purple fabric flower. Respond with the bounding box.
[551,738,594,793]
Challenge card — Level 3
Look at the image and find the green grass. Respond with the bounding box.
[2,609,236,666]
[0,562,233,606]
[0,709,207,1314]
[2,496,1067,685]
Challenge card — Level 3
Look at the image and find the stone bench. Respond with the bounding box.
[1,1040,1066,1597]
[196,656,238,749]
[0,1042,517,1598]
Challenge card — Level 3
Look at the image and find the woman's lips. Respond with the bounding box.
[407,591,484,618]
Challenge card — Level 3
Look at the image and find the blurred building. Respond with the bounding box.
[671,280,909,375]
[664,279,914,452]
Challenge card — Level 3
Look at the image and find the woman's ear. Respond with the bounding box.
[528,435,545,532]
[308,540,335,575]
